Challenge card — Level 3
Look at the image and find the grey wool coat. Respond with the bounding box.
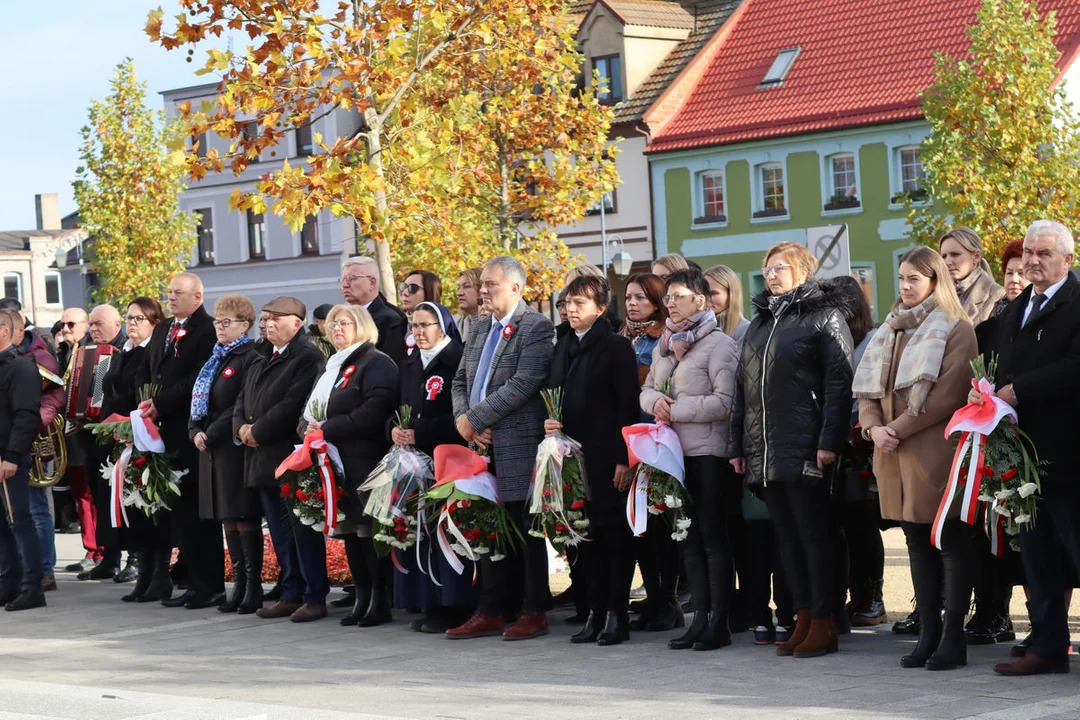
[452,300,554,502]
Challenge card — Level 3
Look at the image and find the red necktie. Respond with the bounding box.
[271,351,280,362]
[167,321,180,346]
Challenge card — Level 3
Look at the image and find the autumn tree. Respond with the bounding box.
[73,58,197,304]
[909,0,1080,267]
[147,0,615,303]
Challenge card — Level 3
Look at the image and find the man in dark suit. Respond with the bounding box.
[139,272,220,609]
[340,257,407,366]
[978,220,1080,676]
[449,255,554,641]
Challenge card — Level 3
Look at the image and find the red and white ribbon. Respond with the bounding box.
[626,466,649,537]
[436,500,478,584]
[275,429,343,536]
[110,445,133,529]
[313,442,338,535]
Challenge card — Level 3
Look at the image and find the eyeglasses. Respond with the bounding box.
[662,293,698,305]
[61,321,82,330]
[212,318,246,329]
[342,274,376,284]
[124,314,147,324]
[762,263,794,278]
[326,320,355,331]
[400,283,422,295]
[409,321,440,332]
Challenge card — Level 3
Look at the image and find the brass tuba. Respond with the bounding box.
[29,416,67,488]
[29,364,69,489]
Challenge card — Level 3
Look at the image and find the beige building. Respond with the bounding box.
[0,194,86,326]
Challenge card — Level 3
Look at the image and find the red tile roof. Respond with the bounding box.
[648,0,1080,153]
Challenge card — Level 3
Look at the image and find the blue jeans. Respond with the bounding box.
[0,461,44,593]
[27,487,55,577]
[260,488,328,605]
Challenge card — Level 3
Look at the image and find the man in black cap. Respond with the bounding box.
[308,303,335,358]
[235,296,327,622]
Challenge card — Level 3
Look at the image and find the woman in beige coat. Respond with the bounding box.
[855,246,978,672]
[641,268,740,652]
[939,226,1006,325]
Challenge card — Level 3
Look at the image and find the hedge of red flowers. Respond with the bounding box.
[220,532,353,586]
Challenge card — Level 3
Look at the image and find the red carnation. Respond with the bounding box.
[296,489,309,502]
[313,490,325,501]
[979,465,995,478]
[542,489,552,498]
[563,483,572,492]
[486,533,498,540]
[1001,468,1019,481]
[654,503,669,512]
[281,483,293,498]
[132,456,149,469]
[570,499,585,510]
[555,523,568,532]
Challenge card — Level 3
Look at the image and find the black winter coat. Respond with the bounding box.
[547,319,640,527]
[395,340,465,456]
[144,306,217,467]
[234,336,326,489]
[988,275,1080,492]
[189,342,261,519]
[101,344,149,419]
[320,343,399,522]
[0,348,41,463]
[732,282,854,487]
[366,293,409,367]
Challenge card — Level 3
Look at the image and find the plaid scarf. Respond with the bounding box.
[852,297,958,416]
[190,335,252,421]
[659,309,717,362]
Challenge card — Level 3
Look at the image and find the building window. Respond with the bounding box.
[44,271,62,305]
[593,55,622,103]
[695,171,726,224]
[753,163,787,219]
[192,132,208,159]
[761,47,801,87]
[241,121,258,143]
[825,154,860,210]
[247,209,265,259]
[300,215,319,255]
[296,124,313,156]
[587,190,615,216]
[3,272,22,302]
[196,209,214,264]
[893,146,928,203]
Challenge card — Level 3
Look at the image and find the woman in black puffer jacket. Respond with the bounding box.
[730,241,854,659]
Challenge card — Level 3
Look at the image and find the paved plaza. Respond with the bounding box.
[2,534,1080,719]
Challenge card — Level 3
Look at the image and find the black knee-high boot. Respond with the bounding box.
[901,524,942,668]
[669,547,709,650]
[341,537,371,626]
[238,530,264,615]
[219,531,246,613]
[122,552,153,602]
[928,521,974,671]
[693,552,732,651]
[138,549,174,603]
[358,538,391,627]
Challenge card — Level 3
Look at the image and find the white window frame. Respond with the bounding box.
[3,272,23,303]
[889,145,929,209]
[760,47,801,87]
[43,271,62,306]
[822,152,862,217]
[693,169,727,227]
[752,162,789,223]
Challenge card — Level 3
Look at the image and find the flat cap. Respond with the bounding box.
[261,296,307,320]
[313,303,333,320]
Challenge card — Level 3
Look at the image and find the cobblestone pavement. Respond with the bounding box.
[1,533,1078,720]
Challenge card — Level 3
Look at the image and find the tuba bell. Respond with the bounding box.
[29,365,68,489]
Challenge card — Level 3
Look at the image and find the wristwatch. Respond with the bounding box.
[861,426,876,442]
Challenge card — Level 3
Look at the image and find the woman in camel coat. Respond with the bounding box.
[855,246,978,673]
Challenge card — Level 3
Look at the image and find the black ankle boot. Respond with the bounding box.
[237,530,264,615]
[137,550,173,603]
[598,611,630,646]
[628,599,655,632]
[927,611,968,670]
[340,584,371,626]
[693,610,732,651]
[645,594,685,631]
[357,545,391,628]
[121,552,153,602]
[901,609,943,668]
[669,610,709,649]
[570,611,602,644]
[219,531,246,613]
[341,538,371,626]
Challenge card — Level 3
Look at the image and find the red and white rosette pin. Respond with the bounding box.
[425,375,444,401]
[502,323,515,340]
[336,365,356,390]
[222,366,235,379]
[175,327,187,356]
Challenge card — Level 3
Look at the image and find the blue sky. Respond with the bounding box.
[0,2,216,229]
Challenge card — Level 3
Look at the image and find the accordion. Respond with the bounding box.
[66,344,116,420]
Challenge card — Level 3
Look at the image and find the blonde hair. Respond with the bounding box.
[564,262,604,285]
[213,294,256,325]
[459,267,482,290]
[895,246,967,321]
[652,253,690,276]
[764,242,817,281]
[704,264,745,336]
[938,226,983,256]
[327,303,379,345]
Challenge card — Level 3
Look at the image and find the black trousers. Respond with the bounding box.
[763,482,834,620]
[579,522,636,615]
[682,456,739,613]
[842,499,885,597]
[734,517,794,628]
[902,519,978,616]
[972,531,1012,618]
[636,515,679,602]
[477,500,551,617]
[1020,485,1080,660]
[173,454,224,595]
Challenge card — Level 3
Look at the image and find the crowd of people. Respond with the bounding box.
[0,221,1077,677]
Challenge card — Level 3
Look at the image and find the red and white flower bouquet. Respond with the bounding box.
[528,388,590,549]
[623,423,692,542]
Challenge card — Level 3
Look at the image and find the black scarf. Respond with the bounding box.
[548,318,614,408]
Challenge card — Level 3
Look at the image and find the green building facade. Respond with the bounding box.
[649,120,938,321]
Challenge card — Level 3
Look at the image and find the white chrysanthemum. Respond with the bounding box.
[565,535,583,547]
[1018,483,1039,499]
[671,529,689,542]
[977,494,995,503]
[1014,514,1032,524]
[647,507,662,515]
[491,554,506,562]
[993,505,1011,516]
[312,522,325,533]
[676,517,692,531]
[572,520,589,529]
[473,546,490,555]
[300,516,316,526]
[1005,524,1020,536]
[994,489,1015,500]
[293,508,303,517]
[664,494,683,509]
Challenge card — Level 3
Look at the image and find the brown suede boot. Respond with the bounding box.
[776,609,811,657]
[794,618,840,658]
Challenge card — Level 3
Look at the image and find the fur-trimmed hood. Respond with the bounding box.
[751,279,859,320]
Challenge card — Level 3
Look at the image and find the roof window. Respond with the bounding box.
[760,47,801,87]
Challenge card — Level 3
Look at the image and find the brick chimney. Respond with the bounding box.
[35,193,61,231]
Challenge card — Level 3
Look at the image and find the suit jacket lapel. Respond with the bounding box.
[1022,275,1077,330]
[488,301,528,378]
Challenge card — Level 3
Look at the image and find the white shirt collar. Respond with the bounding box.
[362,300,373,310]
[124,336,151,351]
[273,342,290,355]
[1035,274,1069,302]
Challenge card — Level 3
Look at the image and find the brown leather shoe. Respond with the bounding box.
[255,600,302,619]
[502,611,549,641]
[446,612,505,639]
[994,653,1070,676]
[289,603,328,623]
[42,576,57,592]
[793,619,839,658]
[777,609,811,656]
